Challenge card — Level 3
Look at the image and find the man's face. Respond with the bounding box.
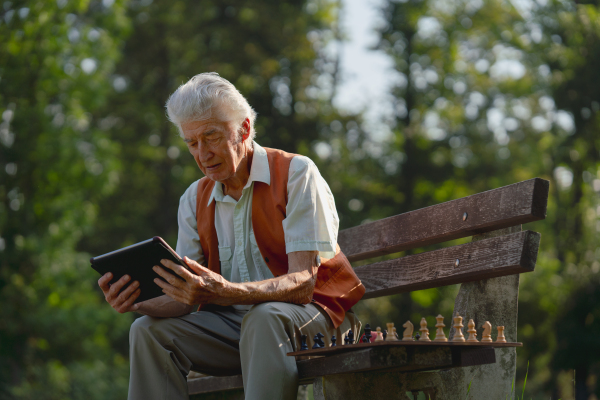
[181,117,248,182]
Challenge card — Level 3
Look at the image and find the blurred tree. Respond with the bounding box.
[0,0,133,398]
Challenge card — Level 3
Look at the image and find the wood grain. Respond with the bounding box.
[355,230,540,299]
[187,375,244,395]
[339,178,549,262]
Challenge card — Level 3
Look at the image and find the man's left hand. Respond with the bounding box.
[153,257,231,306]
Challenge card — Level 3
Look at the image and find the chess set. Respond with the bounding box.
[288,314,522,357]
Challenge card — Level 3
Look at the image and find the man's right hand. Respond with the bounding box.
[98,272,141,313]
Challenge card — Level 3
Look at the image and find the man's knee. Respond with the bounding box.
[130,315,154,344]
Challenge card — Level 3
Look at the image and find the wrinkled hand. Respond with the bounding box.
[153,257,231,306]
[98,272,141,313]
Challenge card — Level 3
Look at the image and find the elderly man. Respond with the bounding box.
[97,73,365,400]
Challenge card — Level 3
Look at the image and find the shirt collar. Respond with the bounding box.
[207,141,270,206]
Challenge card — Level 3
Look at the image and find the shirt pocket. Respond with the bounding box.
[218,246,233,281]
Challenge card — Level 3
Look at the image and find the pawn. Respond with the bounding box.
[385,323,397,341]
[415,333,421,341]
[392,327,399,340]
[344,335,350,345]
[331,335,337,347]
[466,319,478,342]
[419,317,431,342]
[481,321,493,342]
[382,329,387,341]
[452,315,466,342]
[300,334,308,351]
[364,324,372,342]
[361,334,369,343]
[374,327,384,342]
[496,326,507,343]
[402,320,414,341]
[348,329,355,344]
[434,314,448,342]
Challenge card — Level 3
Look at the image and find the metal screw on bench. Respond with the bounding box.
[463,212,468,221]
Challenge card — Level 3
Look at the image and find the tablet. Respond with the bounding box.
[90,236,193,304]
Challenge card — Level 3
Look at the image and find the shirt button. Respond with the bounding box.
[237,240,242,246]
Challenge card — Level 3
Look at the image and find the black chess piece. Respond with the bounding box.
[312,333,322,349]
[331,335,337,347]
[316,332,325,347]
[364,324,372,342]
[344,335,349,345]
[361,335,369,343]
[300,334,308,351]
[415,333,421,341]
[383,329,387,341]
[348,329,355,344]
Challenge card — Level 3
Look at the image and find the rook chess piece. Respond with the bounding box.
[365,324,372,342]
[348,329,355,344]
[434,314,448,342]
[300,334,308,351]
[452,315,465,342]
[419,317,431,341]
[385,323,397,341]
[466,319,478,342]
[374,327,384,342]
[481,321,493,342]
[331,335,337,347]
[496,326,507,343]
[402,320,414,341]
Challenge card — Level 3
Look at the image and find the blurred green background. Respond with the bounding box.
[1,0,600,398]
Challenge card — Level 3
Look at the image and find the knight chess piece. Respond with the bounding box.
[312,332,325,349]
[402,320,414,341]
[481,321,493,342]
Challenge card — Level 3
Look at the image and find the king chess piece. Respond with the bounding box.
[434,314,448,342]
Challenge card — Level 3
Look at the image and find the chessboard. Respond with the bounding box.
[287,340,522,357]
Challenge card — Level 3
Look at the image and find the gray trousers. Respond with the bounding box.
[128,302,361,400]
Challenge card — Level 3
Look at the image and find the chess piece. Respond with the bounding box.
[374,327,384,342]
[452,315,465,342]
[312,332,325,349]
[362,334,369,343]
[496,326,507,343]
[415,333,421,341]
[392,327,399,340]
[402,320,414,341]
[364,324,372,342]
[348,329,355,344]
[419,317,431,341]
[382,329,387,341]
[385,323,397,341]
[466,319,478,342]
[344,335,349,345]
[331,335,337,347]
[300,334,308,351]
[481,321,493,342]
[434,314,448,342]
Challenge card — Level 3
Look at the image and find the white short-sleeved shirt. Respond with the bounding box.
[175,141,339,309]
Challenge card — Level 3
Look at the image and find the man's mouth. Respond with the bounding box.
[206,163,221,170]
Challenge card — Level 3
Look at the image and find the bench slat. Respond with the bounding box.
[356,230,540,299]
[339,178,548,262]
[187,346,496,394]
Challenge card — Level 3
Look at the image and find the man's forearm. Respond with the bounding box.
[136,295,195,318]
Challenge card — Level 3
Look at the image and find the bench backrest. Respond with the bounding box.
[338,178,549,299]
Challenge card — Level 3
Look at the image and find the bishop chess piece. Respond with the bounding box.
[331,335,337,347]
[434,314,448,342]
[312,332,325,349]
[466,319,478,342]
[496,326,507,343]
[452,315,465,342]
[402,320,414,341]
[364,324,372,342]
[481,321,493,342]
[300,334,308,351]
[419,317,431,341]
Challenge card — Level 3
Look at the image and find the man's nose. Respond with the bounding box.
[197,142,213,163]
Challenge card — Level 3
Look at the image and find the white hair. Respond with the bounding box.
[166,72,257,140]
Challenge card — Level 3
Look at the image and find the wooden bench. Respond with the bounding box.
[188,178,549,400]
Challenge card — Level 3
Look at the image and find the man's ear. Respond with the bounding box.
[241,118,251,140]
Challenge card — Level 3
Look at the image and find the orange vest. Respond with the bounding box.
[195,147,365,328]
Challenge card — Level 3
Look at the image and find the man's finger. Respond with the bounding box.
[153,265,184,288]
[160,259,192,280]
[119,288,141,313]
[183,256,211,276]
[108,275,131,300]
[98,272,113,292]
[116,280,139,305]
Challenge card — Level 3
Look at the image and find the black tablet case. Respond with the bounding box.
[90,237,190,304]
